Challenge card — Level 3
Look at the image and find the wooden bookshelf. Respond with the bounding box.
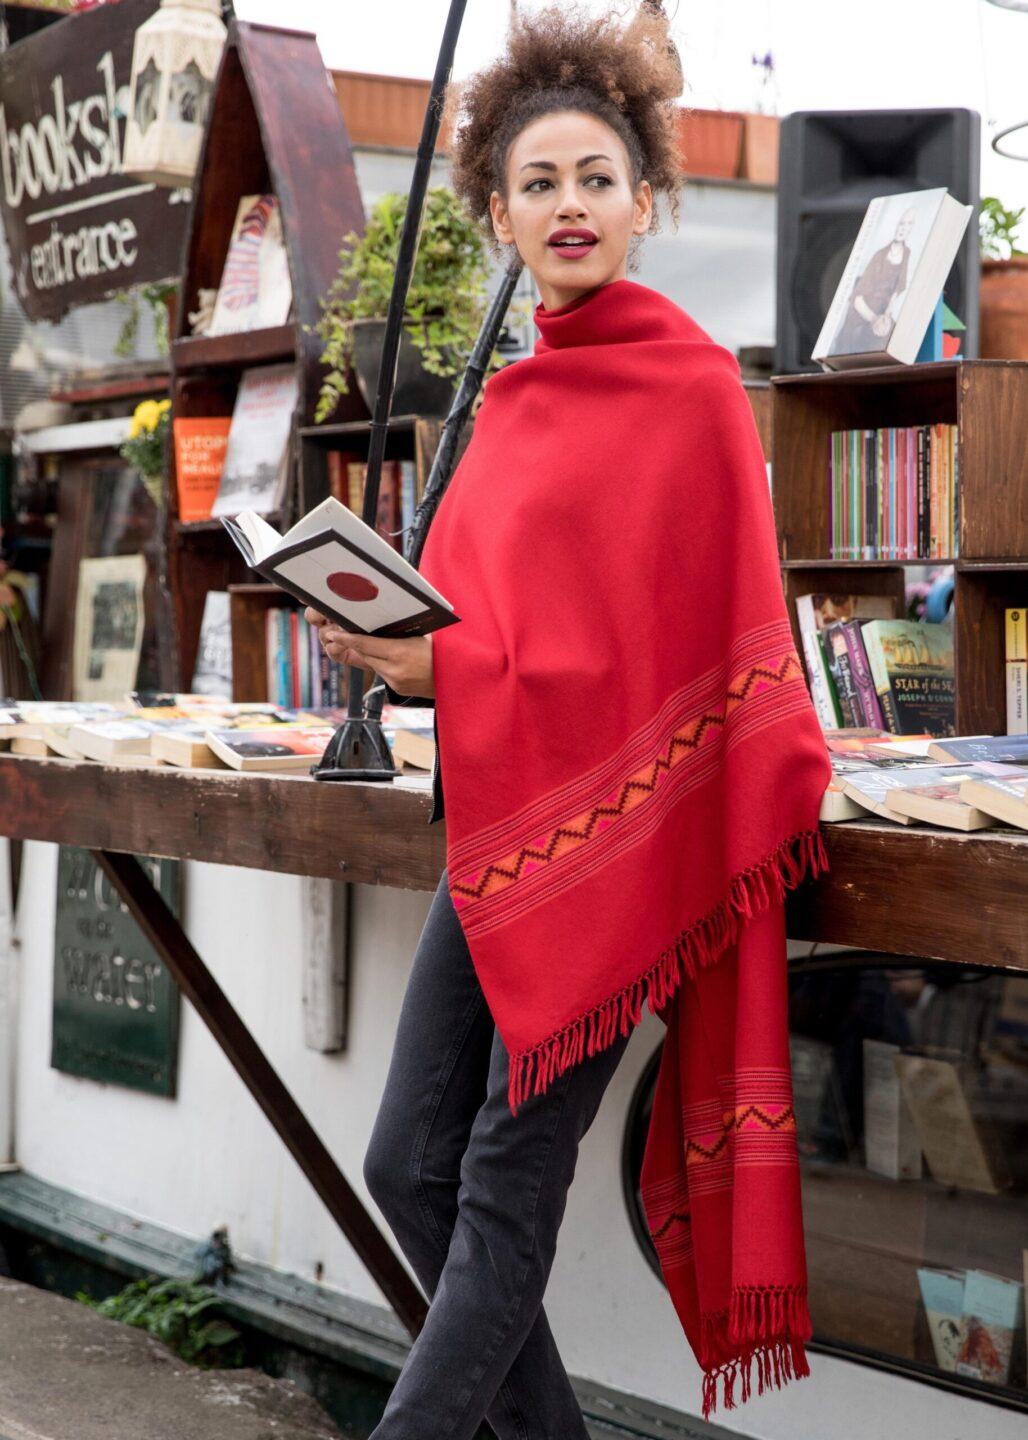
[164,20,367,692]
[770,359,1028,737]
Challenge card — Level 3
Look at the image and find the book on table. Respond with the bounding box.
[221,495,461,639]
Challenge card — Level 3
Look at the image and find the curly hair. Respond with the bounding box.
[444,3,684,260]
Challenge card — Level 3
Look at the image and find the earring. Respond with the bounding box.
[499,239,520,268]
[627,233,644,273]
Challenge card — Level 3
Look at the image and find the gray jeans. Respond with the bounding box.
[363,868,632,1440]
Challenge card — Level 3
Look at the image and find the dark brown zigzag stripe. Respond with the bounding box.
[685,1104,797,1164]
[650,1208,691,1239]
[452,655,801,902]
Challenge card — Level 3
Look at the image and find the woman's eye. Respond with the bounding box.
[524,174,614,192]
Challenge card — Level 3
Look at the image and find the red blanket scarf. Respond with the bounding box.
[418,277,832,1419]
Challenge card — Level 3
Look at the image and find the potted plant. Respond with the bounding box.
[979,195,1028,360]
[677,107,745,180]
[314,185,494,422]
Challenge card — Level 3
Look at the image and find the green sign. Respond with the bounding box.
[51,847,181,1096]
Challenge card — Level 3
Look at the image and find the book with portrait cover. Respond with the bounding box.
[812,187,972,370]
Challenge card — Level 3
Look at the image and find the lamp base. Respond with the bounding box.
[311,715,400,782]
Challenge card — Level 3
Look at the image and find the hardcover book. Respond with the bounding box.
[207,194,292,337]
[173,417,232,523]
[211,364,299,519]
[812,187,973,370]
[859,619,955,736]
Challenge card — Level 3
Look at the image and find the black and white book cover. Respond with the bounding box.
[221,495,460,639]
[211,364,299,518]
[812,187,972,370]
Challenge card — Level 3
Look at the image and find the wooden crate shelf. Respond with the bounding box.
[770,359,1028,738]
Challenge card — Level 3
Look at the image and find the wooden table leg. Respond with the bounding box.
[92,849,428,1337]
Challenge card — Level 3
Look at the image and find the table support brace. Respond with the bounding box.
[92,848,428,1336]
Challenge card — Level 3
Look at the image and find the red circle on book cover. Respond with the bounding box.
[327,572,379,602]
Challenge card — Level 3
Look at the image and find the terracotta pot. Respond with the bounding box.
[979,256,1028,359]
[350,318,456,417]
[740,112,779,184]
[677,108,744,180]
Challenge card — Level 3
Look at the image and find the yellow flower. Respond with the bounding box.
[128,414,142,439]
[155,398,171,414]
[134,399,160,433]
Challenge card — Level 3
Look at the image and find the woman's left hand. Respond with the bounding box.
[305,608,435,698]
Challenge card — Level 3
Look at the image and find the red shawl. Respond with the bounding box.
[417,277,833,1419]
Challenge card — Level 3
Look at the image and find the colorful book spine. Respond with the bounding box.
[830,423,958,561]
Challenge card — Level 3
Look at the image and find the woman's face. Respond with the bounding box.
[489,110,653,311]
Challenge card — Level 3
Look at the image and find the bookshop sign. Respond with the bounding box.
[0,0,190,321]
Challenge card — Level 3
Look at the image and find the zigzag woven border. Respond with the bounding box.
[450,633,808,920]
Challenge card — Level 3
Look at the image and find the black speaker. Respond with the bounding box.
[775,109,981,375]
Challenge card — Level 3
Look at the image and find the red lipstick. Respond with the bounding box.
[547,227,598,260]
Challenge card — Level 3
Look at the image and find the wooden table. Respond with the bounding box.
[0,754,1024,1343]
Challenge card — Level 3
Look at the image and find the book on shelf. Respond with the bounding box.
[928,734,1028,764]
[67,716,192,764]
[203,725,335,772]
[811,186,973,370]
[342,458,418,552]
[794,593,898,729]
[151,706,345,769]
[221,494,460,638]
[917,1267,966,1373]
[207,194,293,337]
[191,591,232,698]
[10,723,85,760]
[1008,607,1027,736]
[389,724,435,772]
[955,1270,1024,1386]
[860,619,955,736]
[957,766,1028,832]
[828,422,958,561]
[173,417,232,523]
[210,364,299,518]
[838,759,974,823]
[862,1038,922,1180]
[893,1053,1005,1194]
[881,763,1011,831]
[72,555,147,703]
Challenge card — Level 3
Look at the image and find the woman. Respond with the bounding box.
[306,6,832,1435]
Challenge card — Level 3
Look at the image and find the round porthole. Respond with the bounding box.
[619,1038,664,1282]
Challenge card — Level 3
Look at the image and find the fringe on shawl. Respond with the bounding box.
[699,1285,812,1419]
[507,824,829,1115]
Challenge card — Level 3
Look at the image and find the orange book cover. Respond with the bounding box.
[174,417,232,522]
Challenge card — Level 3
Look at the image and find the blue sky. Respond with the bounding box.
[235,0,1028,237]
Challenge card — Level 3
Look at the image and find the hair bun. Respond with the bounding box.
[625,1,684,101]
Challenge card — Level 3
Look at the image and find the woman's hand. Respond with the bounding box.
[303,607,435,698]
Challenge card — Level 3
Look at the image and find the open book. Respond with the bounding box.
[221,496,460,638]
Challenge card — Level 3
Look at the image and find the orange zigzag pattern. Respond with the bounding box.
[685,1103,797,1167]
[451,649,804,909]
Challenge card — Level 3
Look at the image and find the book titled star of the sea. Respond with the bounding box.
[220,495,460,638]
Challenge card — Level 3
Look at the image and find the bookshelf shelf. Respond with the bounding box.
[171,325,296,372]
[163,20,367,692]
[770,359,1028,738]
[780,558,959,569]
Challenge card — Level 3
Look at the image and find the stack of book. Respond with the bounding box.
[818,729,1028,831]
[829,422,958,561]
[0,696,431,776]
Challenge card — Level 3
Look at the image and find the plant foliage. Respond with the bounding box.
[313,185,495,423]
[76,1274,246,1368]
